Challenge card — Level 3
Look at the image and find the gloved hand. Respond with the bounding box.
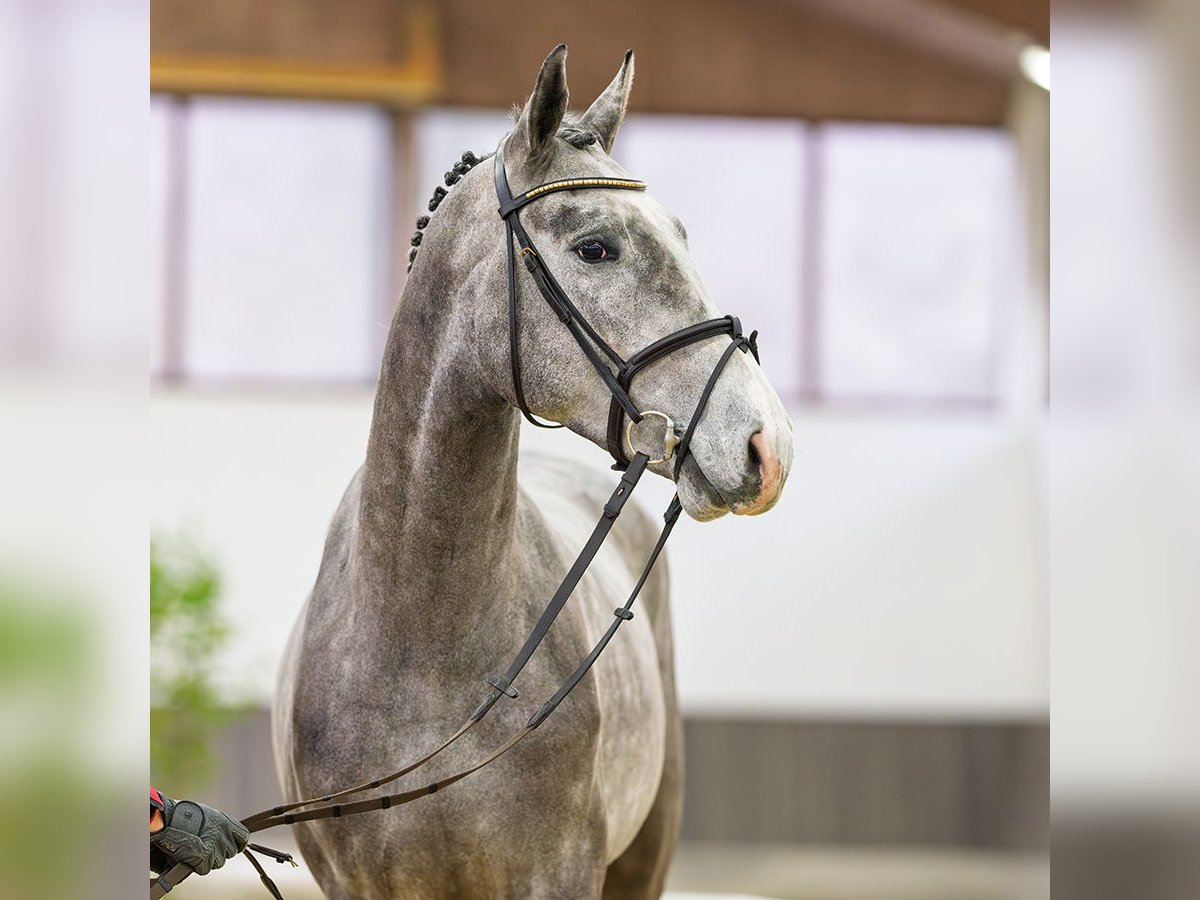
[150,793,250,876]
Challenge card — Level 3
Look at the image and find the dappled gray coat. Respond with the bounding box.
[273,45,793,899]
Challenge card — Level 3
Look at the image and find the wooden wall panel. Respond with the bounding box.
[151,0,440,105]
[681,717,1049,849]
[200,709,1049,849]
[152,0,416,64]
[151,0,1027,123]
[942,0,1049,45]
[439,0,1012,125]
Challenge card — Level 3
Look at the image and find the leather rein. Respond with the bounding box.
[152,144,760,899]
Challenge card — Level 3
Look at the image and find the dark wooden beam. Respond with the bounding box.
[941,0,1049,46]
[787,0,1030,78]
[439,0,1012,125]
[151,0,441,106]
[151,0,1018,125]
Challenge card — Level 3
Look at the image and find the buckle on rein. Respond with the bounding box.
[624,411,678,465]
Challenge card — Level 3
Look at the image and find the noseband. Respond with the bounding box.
[153,142,764,900]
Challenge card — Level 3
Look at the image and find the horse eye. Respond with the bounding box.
[575,240,611,262]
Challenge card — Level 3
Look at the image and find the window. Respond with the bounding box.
[414,107,511,204]
[149,95,172,376]
[152,97,392,382]
[617,116,808,397]
[816,124,1018,404]
[150,102,1024,409]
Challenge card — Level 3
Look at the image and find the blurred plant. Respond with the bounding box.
[150,536,242,794]
[0,573,101,900]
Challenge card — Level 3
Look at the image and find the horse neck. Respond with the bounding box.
[354,273,520,638]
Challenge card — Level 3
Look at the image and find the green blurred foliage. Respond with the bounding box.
[150,537,243,795]
[0,581,90,690]
[0,753,106,900]
[0,575,99,900]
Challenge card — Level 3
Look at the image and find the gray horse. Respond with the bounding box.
[274,45,793,899]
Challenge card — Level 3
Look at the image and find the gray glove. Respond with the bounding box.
[151,795,250,876]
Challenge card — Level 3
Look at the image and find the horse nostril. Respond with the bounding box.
[742,429,783,514]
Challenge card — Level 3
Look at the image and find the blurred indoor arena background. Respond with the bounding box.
[144,1,1050,897]
[18,0,1200,896]
[0,0,1193,896]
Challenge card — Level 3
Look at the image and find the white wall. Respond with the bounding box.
[150,389,1046,719]
[1051,22,1200,798]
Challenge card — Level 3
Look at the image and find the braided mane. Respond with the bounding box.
[406,120,602,272]
[406,150,487,272]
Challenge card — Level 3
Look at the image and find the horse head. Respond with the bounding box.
[414,45,794,521]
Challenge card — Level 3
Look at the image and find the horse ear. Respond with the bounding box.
[517,44,569,156]
[580,50,634,154]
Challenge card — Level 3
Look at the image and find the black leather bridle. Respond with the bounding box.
[152,145,762,900]
[495,143,759,472]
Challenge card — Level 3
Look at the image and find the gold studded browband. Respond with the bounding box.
[497,176,647,218]
[525,177,647,198]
